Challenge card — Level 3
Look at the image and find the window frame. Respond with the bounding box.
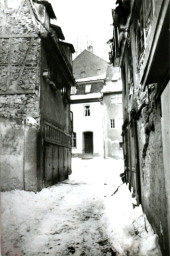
[71,132,77,148]
[110,119,115,128]
[85,84,91,94]
[84,105,90,117]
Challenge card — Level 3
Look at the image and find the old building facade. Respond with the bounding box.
[110,0,169,254]
[0,0,75,191]
[71,48,123,159]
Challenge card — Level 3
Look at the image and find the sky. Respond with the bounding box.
[49,0,116,61]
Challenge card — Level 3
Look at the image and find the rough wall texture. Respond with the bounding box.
[116,0,169,253]
[0,0,73,191]
[0,0,41,191]
[138,104,168,252]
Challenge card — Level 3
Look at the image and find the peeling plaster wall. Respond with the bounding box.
[118,0,169,253]
[138,105,168,252]
[0,0,41,191]
[103,94,123,159]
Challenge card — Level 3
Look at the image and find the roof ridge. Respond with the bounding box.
[73,49,109,63]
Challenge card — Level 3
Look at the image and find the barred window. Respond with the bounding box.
[72,132,76,148]
[110,119,115,128]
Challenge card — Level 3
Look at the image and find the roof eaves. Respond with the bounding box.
[37,1,56,19]
[59,41,75,53]
[50,24,65,40]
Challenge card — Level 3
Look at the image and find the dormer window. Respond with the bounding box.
[80,71,86,78]
[85,84,91,93]
[71,86,77,95]
[97,69,101,75]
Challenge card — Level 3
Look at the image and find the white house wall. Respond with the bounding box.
[71,102,104,157]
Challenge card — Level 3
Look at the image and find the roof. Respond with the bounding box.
[101,80,122,94]
[70,93,102,100]
[74,49,108,64]
[37,1,56,19]
[50,24,65,40]
[59,41,75,53]
[73,50,109,79]
[76,73,106,83]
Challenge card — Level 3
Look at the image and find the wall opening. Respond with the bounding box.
[84,132,93,154]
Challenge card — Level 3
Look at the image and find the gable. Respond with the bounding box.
[73,50,108,79]
[1,0,40,36]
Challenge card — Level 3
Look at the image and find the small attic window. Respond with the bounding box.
[97,69,101,75]
[85,84,91,93]
[71,86,77,95]
[80,71,86,78]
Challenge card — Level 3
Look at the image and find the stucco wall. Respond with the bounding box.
[103,94,123,159]
[0,119,38,191]
[161,83,170,252]
[0,0,44,191]
[119,0,169,253]
[138,105,168,252]
[71,102,104,157]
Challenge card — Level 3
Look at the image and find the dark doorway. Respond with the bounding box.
[84,132,93,154]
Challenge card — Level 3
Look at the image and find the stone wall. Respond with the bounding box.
[116,0,169,253]
[0,0,73,191]
[138,103,168,252]
[0,0,41,191]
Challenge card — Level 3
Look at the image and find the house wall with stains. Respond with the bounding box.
[0,0,73,191]
[111,0,169,253]
[0,0,41,191]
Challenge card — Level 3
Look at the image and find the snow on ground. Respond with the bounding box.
[1,158,162,256]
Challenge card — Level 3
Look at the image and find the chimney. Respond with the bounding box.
[87,45,93,53]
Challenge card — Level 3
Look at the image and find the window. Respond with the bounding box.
[84,105,90,116]
[111,96,116,104]
[71,86,76,95]
[119,142,123,149]
[111,95,122,104]
[72,132,76,148]
[80,71,86,78]
[117,95,122,104]
[97,69,101,75]
[110,119,115,128]
[70,111,73,132]
[85,84,91,93]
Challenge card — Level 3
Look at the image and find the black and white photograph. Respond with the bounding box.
[0,0,169,255]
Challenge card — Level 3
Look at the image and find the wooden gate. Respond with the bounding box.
[43,121,71,186]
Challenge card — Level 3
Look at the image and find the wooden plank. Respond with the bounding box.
[58,147,64,179]
[44,144,53,182]
[52,145,59,182]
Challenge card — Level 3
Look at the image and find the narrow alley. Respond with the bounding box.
[2,159,161,256]
[0,0,169,255]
